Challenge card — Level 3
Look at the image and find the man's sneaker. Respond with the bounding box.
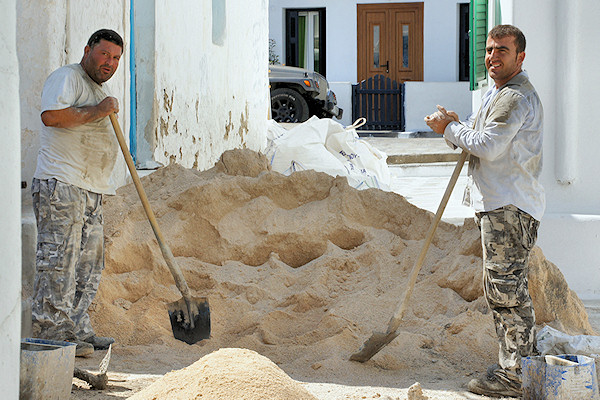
[73,341,94,357]
[467,368,521,398]
[84,335,115,350]
[467,377,520,398]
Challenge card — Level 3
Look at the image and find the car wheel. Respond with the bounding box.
[270,88,310,123]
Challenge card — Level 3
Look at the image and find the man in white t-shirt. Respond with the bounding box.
[32,29,123,357]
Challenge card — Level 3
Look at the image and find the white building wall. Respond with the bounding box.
[269,0,470,127]
[404,81,471,131]
[269,0,466,83]
[1,0,22,397]
[505,0,600,298]
[148,0,269,170]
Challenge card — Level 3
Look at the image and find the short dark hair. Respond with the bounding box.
[87,29,124,49]
[488,24,526,53]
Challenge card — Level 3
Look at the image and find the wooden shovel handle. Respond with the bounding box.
[386,150,468,333]
[109,114,193,301]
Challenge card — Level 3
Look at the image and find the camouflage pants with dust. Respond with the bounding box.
[476,204,540,388]
[32,178,104,341]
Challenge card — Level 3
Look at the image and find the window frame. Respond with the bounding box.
[458,3,470,82]
[285,8,327,77]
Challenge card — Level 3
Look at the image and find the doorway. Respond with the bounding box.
[357,3,423,83]
[285,8,326,76]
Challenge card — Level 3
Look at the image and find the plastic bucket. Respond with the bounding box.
[522,354,599,400]
[20,338,76,400]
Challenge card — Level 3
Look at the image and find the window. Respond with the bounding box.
[469,0,488,90]
[212,0,226,46]
[402,25,409,68]
[373,25,380,68]
[285,8,326,76]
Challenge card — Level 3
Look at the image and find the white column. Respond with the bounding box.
[553,1,580,184]
[0,0,22,397]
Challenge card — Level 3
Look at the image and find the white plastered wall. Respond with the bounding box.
[1,1,22,397]
[137,0,269,170]
[404,81,471,131]
[501,0,600,299]
[269,0,472,127]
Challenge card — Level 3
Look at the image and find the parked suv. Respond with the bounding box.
[269,65,343,123]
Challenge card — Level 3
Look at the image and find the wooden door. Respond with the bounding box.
[357,3,423,83]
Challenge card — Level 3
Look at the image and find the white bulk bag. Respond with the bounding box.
[266,117,391,190]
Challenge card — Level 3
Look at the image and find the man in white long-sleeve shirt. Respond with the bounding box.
[426,24,544,398]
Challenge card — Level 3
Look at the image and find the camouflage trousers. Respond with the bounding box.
[475,204,540,388]
[31,178,104,341]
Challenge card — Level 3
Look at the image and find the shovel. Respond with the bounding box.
[350,149,468,362]
[109,114,210,344]
[74,344,112,390]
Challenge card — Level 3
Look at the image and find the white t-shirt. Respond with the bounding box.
[34,63,119,195]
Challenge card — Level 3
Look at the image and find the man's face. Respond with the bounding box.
[485,35,525,87]
[81,39,122,84]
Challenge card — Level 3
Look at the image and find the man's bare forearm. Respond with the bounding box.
[41,97,119,129]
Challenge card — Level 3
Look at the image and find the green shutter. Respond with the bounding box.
[469,0,488,91]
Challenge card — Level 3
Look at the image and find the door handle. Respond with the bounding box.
[380,60,389,73]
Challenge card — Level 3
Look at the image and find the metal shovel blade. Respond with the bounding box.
[350,330,400,362]
[73,344,112,390]
[98,344,112,374]
[167,297,211,345]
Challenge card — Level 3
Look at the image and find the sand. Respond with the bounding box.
[128,348,318,400]
[73,149,595,399]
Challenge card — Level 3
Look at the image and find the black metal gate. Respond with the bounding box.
[352,75,404,131]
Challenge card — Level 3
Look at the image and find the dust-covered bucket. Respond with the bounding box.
[522,354,599,400]
[20,338,76,400]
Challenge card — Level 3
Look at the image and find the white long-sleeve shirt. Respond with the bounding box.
[443,71,545,221]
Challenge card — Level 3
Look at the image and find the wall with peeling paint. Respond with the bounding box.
[18,0,130,203]
[144,0,269,170]
[19,0,269,196]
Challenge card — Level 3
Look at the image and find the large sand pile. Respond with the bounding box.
[94,148,594,391]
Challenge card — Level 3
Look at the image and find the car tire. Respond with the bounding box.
[270,88,310,123]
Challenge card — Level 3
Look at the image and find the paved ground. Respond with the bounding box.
[584,299,600,333]
[360,134,474,224]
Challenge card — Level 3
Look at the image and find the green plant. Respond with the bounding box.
[269,39,280,65]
